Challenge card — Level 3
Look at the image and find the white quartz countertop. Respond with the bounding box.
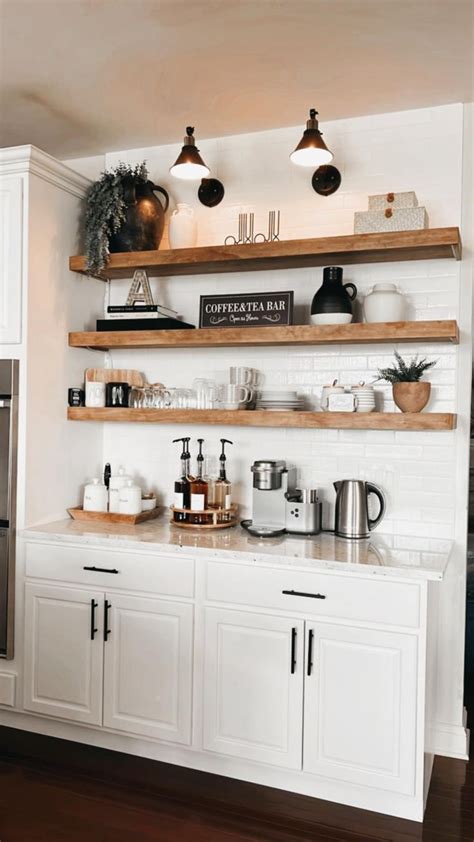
[21,516,451,581]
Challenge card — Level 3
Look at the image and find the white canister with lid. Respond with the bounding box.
[118,479,142,515]
[83,478,108,512]
[109,467,131,513]
[168,203,197,249]
[363,283,406,323]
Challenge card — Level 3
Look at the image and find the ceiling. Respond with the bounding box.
[0,0,473,158]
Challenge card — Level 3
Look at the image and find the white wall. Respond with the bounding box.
[67,102,471,757]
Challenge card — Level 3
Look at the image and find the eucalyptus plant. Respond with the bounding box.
[84,161,148,273]
[376,350,436,383]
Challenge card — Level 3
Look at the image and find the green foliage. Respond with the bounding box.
[84,161,148,273]
[376,350,436,383]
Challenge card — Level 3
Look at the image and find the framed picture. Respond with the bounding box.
[199,291,293,328]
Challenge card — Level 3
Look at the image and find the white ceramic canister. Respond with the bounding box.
[363,283,406,323]
[168,203,197,249]
[320,382,345,411]
[108,467,131,513]
[118,479,142,515]
[83,478,108,512]
[351,383,376,413]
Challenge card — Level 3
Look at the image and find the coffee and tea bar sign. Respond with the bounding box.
[199,291,294,328]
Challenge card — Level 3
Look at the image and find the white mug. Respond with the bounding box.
[218,383,251,406]
[230,366,262,387]
[85,381,106,408]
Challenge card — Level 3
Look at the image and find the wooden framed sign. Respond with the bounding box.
[199,291,294,328]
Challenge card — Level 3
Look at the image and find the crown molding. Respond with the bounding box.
[0,145,91,198]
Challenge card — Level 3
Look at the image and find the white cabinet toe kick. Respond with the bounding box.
[0,534,444,822]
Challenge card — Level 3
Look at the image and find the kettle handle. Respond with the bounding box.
[149,182,170,213]
[366,483,386,530]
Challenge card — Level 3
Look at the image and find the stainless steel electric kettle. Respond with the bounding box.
[333,479,386,539]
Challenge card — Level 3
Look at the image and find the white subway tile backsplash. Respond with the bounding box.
[99,104,464,542]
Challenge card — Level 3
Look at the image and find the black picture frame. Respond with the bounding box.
[199,291,294,329]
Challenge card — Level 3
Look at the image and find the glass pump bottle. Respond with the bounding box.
[172,437,192,522]
[213,438,233,520]
[189,438,209,524]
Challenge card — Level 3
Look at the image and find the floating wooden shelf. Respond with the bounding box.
[69,320,459,350]
[69,228,462,280]
[67,407,456,431]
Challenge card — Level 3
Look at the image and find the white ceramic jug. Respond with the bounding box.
[168,203,197,249]
[363,283,406,323]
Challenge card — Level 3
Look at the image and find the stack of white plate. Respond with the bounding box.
[256,390,304,411]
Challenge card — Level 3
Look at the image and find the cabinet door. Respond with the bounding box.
[303,623,418,794]
[24,583,103,724]
[203,607,304,768]
[0,176,23,344]
[103,594,193,744]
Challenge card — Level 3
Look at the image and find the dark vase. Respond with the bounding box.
[109,179,170,253]
[310,267,357,325]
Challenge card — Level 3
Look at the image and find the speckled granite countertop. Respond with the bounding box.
[21,516,451,581]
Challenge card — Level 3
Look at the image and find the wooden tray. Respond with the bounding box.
[67,506,160,525]
[169,504,238,530]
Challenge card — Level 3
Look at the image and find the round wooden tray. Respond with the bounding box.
[169,504,238,530]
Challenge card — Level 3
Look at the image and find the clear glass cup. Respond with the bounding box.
[129,386,145,409]
[193,378,218,409]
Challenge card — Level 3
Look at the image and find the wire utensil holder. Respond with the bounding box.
[225,211,281,245]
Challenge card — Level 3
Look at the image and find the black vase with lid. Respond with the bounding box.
[310,267,357,325]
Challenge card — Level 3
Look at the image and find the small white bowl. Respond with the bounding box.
[141,496,157,512]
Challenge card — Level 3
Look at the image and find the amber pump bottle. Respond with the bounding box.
[213,438,233,519]
[189,439,209,524]
[172,437,192,522]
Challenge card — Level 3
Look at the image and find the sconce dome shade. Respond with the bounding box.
[290,109,333,167]
[290,131,333,167]
[170,146,210,180]
[170,126,210,180]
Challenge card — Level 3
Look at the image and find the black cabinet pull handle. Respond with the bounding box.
[83,566,119,574]
[290,627,297,674]
[104,600,111,641]
[90,599,98,641]
[307,629,314,676]
[282,589,326,600]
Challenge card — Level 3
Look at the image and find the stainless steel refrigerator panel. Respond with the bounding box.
[0,359,19,659]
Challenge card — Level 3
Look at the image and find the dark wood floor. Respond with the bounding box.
[0,726,473,841]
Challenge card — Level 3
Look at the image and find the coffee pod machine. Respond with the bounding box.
[241,460,322,538]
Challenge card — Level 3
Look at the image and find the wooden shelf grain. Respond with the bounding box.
[69,228,462,280]
[69,320,459,350]
[67,407,456,431]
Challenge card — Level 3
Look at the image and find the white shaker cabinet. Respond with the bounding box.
[103,594,193,744]
[0,175,23,344]
[203,607,304,769]
[303,623,418,795]
[23,582,103,725]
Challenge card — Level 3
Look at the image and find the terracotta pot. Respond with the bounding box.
[392,381,431,413]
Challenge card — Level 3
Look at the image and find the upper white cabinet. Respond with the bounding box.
[103,594,193,744]
[0,176,23,344]
[203,607,304,768]
[303,623,418,795]
[23,582,103,725]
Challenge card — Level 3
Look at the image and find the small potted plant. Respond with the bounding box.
[376,351,436,413]
[84,161,169,274]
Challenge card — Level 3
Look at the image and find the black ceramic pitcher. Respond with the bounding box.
[109,179,170,253]
[310,266,357,324]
